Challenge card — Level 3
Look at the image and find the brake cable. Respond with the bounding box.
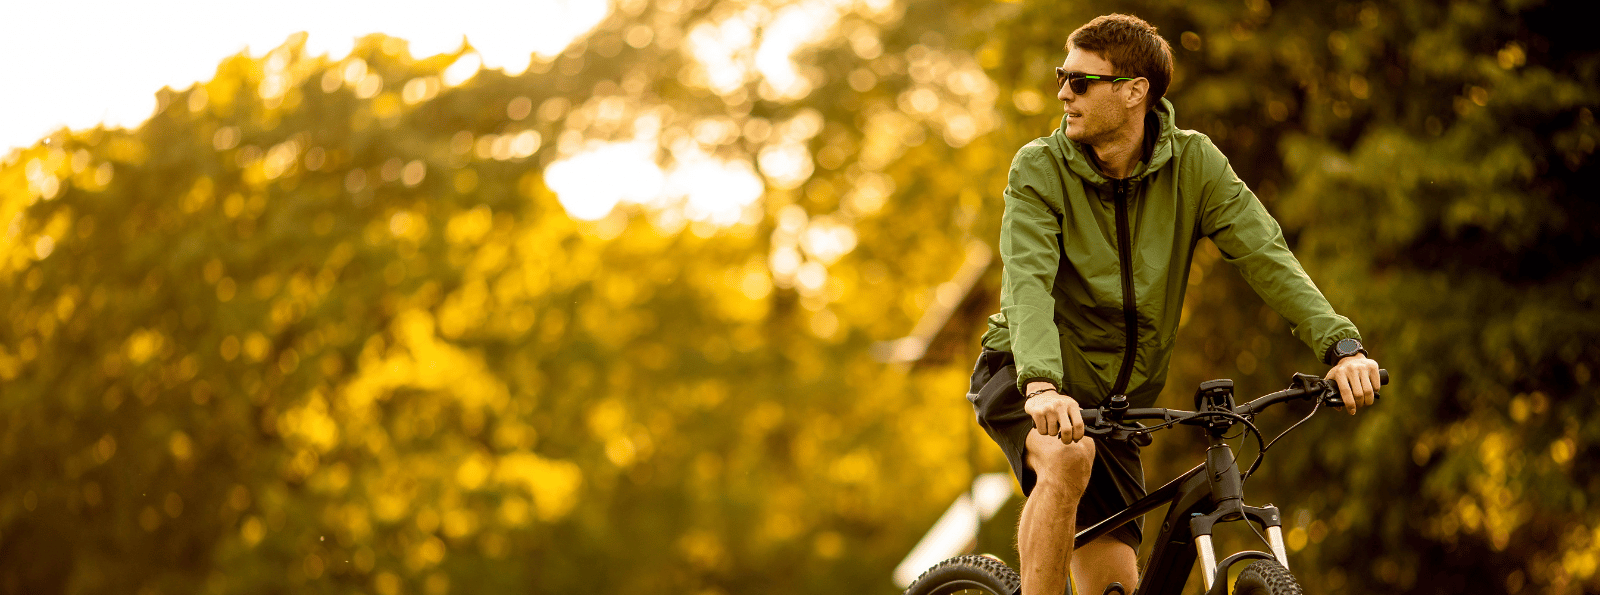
[1241,382,1327,483]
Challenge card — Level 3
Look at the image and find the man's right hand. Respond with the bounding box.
[1023,384,1085,444]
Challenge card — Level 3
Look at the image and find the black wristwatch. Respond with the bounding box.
[1324,337,1367,365]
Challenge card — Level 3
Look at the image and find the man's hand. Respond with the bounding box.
[1023,382,1085,443]
[1326,353,1381,414]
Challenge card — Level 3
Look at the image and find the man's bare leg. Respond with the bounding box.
[1018,431,1095,595]
[1072,535,1139,594]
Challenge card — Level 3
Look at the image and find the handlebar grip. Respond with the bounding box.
[1321,368,1390,407]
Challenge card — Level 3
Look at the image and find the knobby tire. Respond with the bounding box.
[903,555,1021,595]
[1232,559,1303,595]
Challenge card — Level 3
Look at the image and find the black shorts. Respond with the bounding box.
[966,349,1146,549]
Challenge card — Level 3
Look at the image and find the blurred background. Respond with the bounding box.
[1,0,1596,594]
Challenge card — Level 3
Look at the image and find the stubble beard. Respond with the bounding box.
[1065,106,1130,156]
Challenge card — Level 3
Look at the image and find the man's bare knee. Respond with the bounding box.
[1026,433,1095,493]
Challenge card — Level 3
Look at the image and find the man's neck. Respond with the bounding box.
[1085,112,1146,180]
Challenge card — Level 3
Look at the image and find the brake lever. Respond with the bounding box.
[1083,422,1153,447]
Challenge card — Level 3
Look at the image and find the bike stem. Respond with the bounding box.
[1188,381,1290,593]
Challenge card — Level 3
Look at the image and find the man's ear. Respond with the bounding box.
[1124,78,1150,109]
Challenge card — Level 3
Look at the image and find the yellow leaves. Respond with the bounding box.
[496,452,582,521]
[341,308,510,415]
[1550,438,1576,465]
[587,398,627,436]
[287,447,320,480]
[599,274,643,307]
[738,258,773,300]
[446,205,493,245]
[1565,548,1599,582]
[1287,526,1308,552]
[605,437,638,467]
[829,450,876,484]
[1498,42,1527,70]
[105,135,149,166]
[709,258,773,323]
[1429,425,1535,551]
[678,529,727,571]
[588,398,652,467]
[182,177,215,213]
[375,491,410,523]
[261,138,304,180]
[453,169,479,194]
[372,93,402,122]
[240,516,265,546]
[123,328,167,364]
[1508,391,1549,423]
[456,452,491,490]
[168,431,194,462]
[373,572,402,595]
[437,280,487,339]
[279,391,340,453]
[243,332,271,362]
[222,193,245,218]
[94,434,117,463]
[407,536,447,573]
[813,530,843,558]
[0,346,19,380]
[219,335,240,361]
[498,496,531,526]
[387,210,425,241]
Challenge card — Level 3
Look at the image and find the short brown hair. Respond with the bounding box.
[1067,14,1174,110]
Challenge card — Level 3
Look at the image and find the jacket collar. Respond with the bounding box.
[1046,97,1177,189]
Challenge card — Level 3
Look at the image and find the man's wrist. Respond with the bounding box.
[1324,337,1368,365]
[1023,379,1059,398]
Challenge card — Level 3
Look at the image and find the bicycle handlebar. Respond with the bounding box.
[1078,369,1389,444]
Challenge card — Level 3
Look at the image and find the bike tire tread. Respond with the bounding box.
[903,554,1021,595]
[1233,560,1303,595]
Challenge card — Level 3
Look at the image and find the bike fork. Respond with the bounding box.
[1191,512,1291,593]
[1193,529,1292,590]
[1195,534,1219,591]
[1265,525,1291,571]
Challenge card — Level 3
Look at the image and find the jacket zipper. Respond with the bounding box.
[1110,179,1138,397]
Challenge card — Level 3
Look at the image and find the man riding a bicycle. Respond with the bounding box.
[966,14,1383,595]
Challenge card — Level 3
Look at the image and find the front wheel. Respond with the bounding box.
[903,555,1020,595]
[1232,560,1303,595]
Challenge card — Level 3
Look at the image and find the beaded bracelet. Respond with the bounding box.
[1024,387,1058,399]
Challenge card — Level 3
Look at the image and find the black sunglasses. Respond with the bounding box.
[1055,67,1137,94]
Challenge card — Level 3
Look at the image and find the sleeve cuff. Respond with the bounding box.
[1016,373,1063,396]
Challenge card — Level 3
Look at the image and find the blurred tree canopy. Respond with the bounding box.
[0,0,1595,594]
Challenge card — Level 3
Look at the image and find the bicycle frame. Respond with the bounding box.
[1073,382,1292,595]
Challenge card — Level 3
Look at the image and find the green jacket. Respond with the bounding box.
[981,99,1359,407]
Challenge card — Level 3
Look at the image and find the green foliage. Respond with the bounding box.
[1,1,1597,594]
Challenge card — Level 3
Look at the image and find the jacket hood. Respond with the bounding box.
[1044,97,1177,187]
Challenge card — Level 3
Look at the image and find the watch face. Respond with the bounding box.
[1337,338,1360,355]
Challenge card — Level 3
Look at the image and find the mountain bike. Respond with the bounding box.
[904,369,1389,595]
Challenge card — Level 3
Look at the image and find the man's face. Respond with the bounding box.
[1057,47,1133,146]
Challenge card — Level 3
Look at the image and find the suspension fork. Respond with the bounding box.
[1188,429,1288,592]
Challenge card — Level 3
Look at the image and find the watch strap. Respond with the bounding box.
[1324,338,1367,365]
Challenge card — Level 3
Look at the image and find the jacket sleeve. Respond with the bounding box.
[999,146,1067,393]
[1193,137,1360,361]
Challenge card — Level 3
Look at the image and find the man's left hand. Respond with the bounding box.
[1326,353,1381,414]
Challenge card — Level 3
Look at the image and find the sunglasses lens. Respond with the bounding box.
[1070,77,1089,94]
